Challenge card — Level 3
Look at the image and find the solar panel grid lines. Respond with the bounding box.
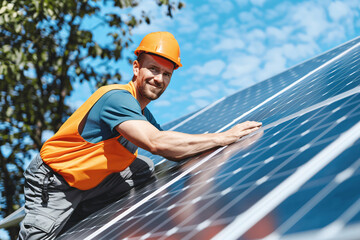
[213,121,360,240]
[81,52,357,238]
[269,222,360,240]
[161,111,196,131]
[80,146,227,240]
[266,154,360,239]
[211,111,359,214]
[158,87,360,172]
[140,40,360,164]
[318,198,360,237]
[59,114,360,238]
[241,57,360,129]
[171,36,360,136]
[58,36,360,240]
[61,178,177,237]
[167,96,226,131]
[222,94,360,171]
[260,85,360,133]
[261,140,360,240]
[67,94,358,239]
[139,59,334,163]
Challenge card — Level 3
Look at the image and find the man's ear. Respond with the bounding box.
[133,60,140,77]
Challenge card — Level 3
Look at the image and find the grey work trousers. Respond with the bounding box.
[18,154,154,240]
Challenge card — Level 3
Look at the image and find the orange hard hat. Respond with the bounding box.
[134,31,182,69]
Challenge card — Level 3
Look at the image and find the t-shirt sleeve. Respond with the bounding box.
[101,90,147,132]
[143,107,163,131]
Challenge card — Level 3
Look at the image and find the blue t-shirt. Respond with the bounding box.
[81,89,162,153]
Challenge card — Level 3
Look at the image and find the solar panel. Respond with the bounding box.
[57,36,360,240]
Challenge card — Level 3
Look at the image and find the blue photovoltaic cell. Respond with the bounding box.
[139,37,360,165]
[58,37,360,240]
[155,36,360,136]
[141,39,360,166]
[161,109,199,130]
[253,139,360,239]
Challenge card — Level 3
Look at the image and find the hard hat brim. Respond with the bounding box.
[135,48,182,70]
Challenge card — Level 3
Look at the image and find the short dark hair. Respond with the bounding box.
[136,52,146,65]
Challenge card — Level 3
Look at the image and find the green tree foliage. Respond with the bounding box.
[0,0,183,238]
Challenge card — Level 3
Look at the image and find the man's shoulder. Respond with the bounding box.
[97,82,135,97]
[99,89,140,112]
[101,88,134,102]
[97,84,128,91]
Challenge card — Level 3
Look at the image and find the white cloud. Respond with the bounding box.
[132,22,163,35]
[239,10,258,24]
[223,18,239,29]
[324,27,346,43]
[235,0,249,7]
[229,76,257,88]
[171,95,188,103]
[186,59,226,76]
[209,0,234,13]
[181,42,193,51]
[208,83,220,93]
[190,89,212,98]
[247,41,266,55]
[328,1,351,21]
[246,28,266,41]
[261,1,354,46]
[282,42,319,61]
[130,0,170,34]
[129,0,158,17]
[153,100,171,107]
[187,104,198,113]
[213,38,245,51]
[176,8,199,33]
[196,4,210,13]
[235,0,267,7]
[130,0,360,125]
[238,8,263,27]
[250,0,266,7]
[265,1,291,20]
[206,13,220,22]
[222,55,261,80]
[326,1,358,42]
[203,60,226,75]
[261,1,357,46]
[258,47,287,80]
[194,99,210,108]
[291,2,330,39]
[198,24,219,41]
[266,26,291,43]
[132,1,200,35]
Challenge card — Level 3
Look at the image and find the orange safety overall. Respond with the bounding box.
[40,82,139,190]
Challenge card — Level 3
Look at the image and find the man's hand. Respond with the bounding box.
[116,120,262,161]
[219,121,262,146]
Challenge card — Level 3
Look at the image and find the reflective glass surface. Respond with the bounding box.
[58,37,360,240]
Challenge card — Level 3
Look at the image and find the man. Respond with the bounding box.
[18,31,261,239]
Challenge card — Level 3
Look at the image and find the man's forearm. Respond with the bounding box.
[147,121,261,161]
[117,120,261,162]
[150,130,226,161]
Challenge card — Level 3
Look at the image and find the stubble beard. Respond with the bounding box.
[140,80,165,101]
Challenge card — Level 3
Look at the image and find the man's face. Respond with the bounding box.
[133,54,174,101]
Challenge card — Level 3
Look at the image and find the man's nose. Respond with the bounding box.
[153,72,163,84]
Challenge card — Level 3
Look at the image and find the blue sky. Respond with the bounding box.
[69,0,360,126]
[1,1,359,239]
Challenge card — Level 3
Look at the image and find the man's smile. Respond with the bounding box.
[147,80,163,90]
